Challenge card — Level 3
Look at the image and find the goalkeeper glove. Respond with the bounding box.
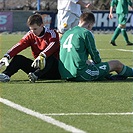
[31,55,46,70]
[0,57,9,69]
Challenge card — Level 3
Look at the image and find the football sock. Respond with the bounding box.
[121,28,129,43]
[111,27,121,42]
[119,65,133,77]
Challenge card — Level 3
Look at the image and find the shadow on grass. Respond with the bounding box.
[7,78,133,84]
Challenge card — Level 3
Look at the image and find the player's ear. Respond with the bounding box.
[87,23,91,29]
[88,22,94,29]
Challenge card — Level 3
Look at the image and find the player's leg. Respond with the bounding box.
[57,10,79,39]
[57,10,70,38]
[28,56,61,82]
[0,55,35,82]
[67,62,110,82]
[119,14,133,45]
[40,56,61,80]
[110,14,121,46]
[110,27,121,46]
[71,16,79,28]
[108,60,133,78]
[121,26,133,45]
[68,60,133,81]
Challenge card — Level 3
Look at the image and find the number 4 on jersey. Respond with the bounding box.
[63,34,73,52]
[99,65,107,70]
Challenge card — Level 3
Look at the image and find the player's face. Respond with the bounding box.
[29,24,43,36]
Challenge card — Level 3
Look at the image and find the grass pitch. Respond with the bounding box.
[0,33,133,133]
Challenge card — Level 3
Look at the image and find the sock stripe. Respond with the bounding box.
[119,65,126,75]
[121,28,125,31]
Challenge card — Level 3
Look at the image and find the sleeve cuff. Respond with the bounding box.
[4,54,10,60]
[40,52,46,58]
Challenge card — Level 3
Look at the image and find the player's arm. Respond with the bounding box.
[5,33,31,59]
[109,0,116,19]
[109,6,114,19]
[76,0,92,8]
[40,31,60,58]
[128,0,133,9]
[85,32,101,64]
[0,33,31,68]
[109,0,118,19]
[31,31,60,70]
[0,42,28,68]
[32,40,59,70]
[40,40,60,59]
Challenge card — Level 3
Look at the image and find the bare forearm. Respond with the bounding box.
[109,6,113,19]
[109,6,113,14]
[77,0,91,8]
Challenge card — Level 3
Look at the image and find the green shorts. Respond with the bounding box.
[69,62,110,82]
[118,13,128,25]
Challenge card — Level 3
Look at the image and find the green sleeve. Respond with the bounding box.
[85,32,101,64]
[110,0,117,7]
[128,0,133,7]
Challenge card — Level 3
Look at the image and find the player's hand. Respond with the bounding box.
[0,57,9,68]
[109,13,113,19]
[85,3,93,9]
[31,55,46,70]
[86,60,94,65]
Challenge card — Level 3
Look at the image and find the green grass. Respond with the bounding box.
[0,34,133,133]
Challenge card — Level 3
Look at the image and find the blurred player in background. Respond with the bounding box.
[109,0,133,46]
[57,0,92,38]
[59,12,133,81]
[0,14,61,82]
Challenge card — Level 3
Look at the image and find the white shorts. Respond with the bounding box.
[57,10,79,34]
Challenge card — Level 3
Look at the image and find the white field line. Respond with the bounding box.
[0,97,86,133]
[43,112,133,116]
[116,49,133,52]
[99,49,133,52]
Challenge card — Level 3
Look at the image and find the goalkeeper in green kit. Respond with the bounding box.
[59,12,133,81]
[109,0,133,46]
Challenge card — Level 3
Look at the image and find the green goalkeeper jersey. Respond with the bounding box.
[111,0,133,14]
[59,26,101,79]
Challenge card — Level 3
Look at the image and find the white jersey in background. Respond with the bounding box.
[57,0,82,17]
[57,0,92,37]
[57,0,82,34]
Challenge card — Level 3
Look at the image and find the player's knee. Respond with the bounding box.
[13,55,24,61]
[118,24,126,29]
[109,60,123,72]
[115,60,123,70]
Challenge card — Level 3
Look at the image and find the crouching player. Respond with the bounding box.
[59,12,133,81]
[0,14,61,82]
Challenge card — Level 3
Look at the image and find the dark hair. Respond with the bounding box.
[80,12,95,24]
[27,14,43,26]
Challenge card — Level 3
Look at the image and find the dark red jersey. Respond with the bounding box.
[6,27,60,59]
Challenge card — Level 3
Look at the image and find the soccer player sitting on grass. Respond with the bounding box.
[109,0,133,46]
[59,12,133,81]
[0,14,61,82]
